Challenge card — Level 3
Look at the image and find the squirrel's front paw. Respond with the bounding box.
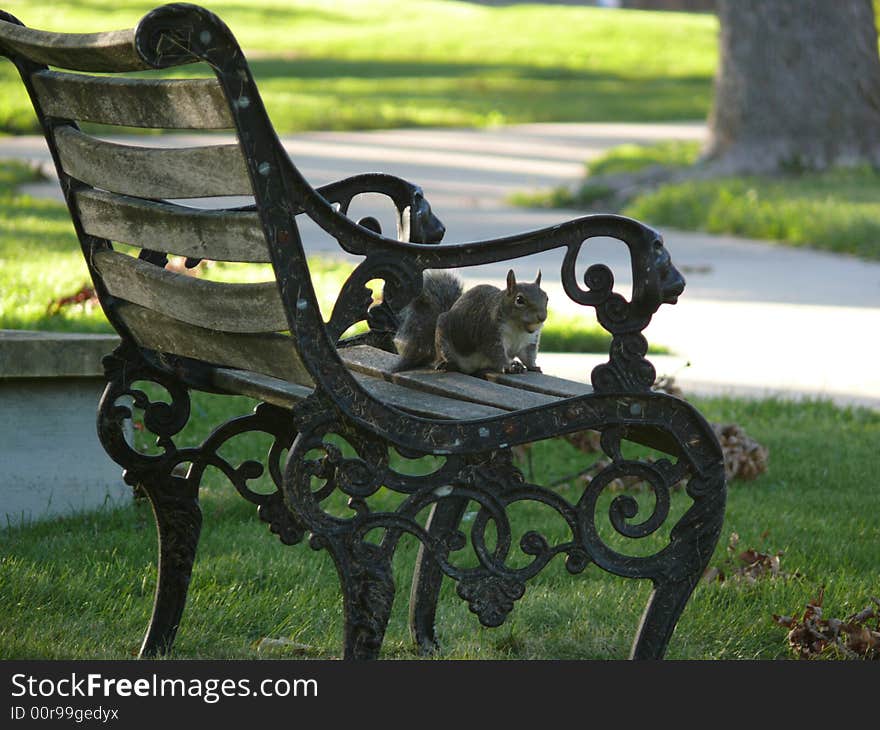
[526,364,542,373]
[504,361,527,374]
[434,359,450,372]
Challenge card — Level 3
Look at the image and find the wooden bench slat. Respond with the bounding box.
[31,70,234,129]
[393,370,559,412]
[339,345,560,411]
[0,22,150,72]
[339,343,593,399]
[54,126,251,198]
[351,374,506,420]
[211,367,314,408]
[94,250,286,333]
[212,367,505,420]
[484,370,593,398]
[115,301,313,385]
[75,188,271,263]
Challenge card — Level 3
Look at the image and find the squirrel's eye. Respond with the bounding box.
[515,294,525,306]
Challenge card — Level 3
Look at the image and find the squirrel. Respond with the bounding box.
[393,270,464,370]
[393,269,548,374]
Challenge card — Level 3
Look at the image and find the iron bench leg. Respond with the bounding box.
[409,495,469,654]
[630,575,701,659]
[320,537,395,660]
[136,473,201,658]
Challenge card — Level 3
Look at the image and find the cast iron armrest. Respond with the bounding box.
[225,173,445,244]
[313,174,446,245]
[320,200,685,385]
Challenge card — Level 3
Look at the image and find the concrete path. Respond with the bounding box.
[2,123,878,408]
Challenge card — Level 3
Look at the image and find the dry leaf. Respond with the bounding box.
[712,422,769,481]
[703,530,801,584]
[773,591,880,660]
[46,283,97,315]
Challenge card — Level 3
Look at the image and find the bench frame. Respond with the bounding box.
[1,3,726,660]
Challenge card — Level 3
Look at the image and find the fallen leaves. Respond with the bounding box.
[712,422,769,481]
[46,283,97,315]
[773,589,880,660]
[703,531,801,585]
[654,375,770,482]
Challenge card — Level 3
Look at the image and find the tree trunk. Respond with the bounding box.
[705,0,880,173]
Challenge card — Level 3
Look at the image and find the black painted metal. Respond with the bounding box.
[1,3,726,659]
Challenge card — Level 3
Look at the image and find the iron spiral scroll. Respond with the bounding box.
[97,344,307,545]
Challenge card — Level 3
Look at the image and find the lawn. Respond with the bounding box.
[1,395,877,660]
[624,166,880,261]
[0,0,718,134]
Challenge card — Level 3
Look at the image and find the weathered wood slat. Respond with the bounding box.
[340,346,676,453]
[394,370,558,411]
[339,345,560,411]
[54,126,251,198]
[211,368,314,408]
[93,250,287,333]
[340,343,593,398]
[350,374,505,420]
[212,367,504,420]
[75,189,271,263]
[0,21,150,72]
[484,370,593,398]
[114,301,313,385]
[31,70,233,129]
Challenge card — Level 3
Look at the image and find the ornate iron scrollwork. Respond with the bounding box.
[559,233,685,393]
[98,343,305,544]
[280,395,724,656]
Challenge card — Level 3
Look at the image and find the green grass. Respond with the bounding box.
[625,167,880,261]
[2,395,877,660]
[0,0,718,134]
[509,141,703,209]
[517,141,880,261]
[0,162,112,332]
[588,140,702,177]
[0,159,641,353]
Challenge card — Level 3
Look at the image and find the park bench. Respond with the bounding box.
[0,3,726,660]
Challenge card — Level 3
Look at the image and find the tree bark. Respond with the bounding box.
[705,0,880,173]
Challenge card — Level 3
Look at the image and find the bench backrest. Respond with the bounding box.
[0,4,355,386]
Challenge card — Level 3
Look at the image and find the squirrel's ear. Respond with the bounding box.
[506,269,516,294]
[534,270,542,286]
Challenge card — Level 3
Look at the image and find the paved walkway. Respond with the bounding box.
[3,123,878,408]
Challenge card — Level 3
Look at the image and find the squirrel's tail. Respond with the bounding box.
[393,270,463,369]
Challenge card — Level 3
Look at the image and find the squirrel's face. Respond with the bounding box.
[505,271,548,333]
